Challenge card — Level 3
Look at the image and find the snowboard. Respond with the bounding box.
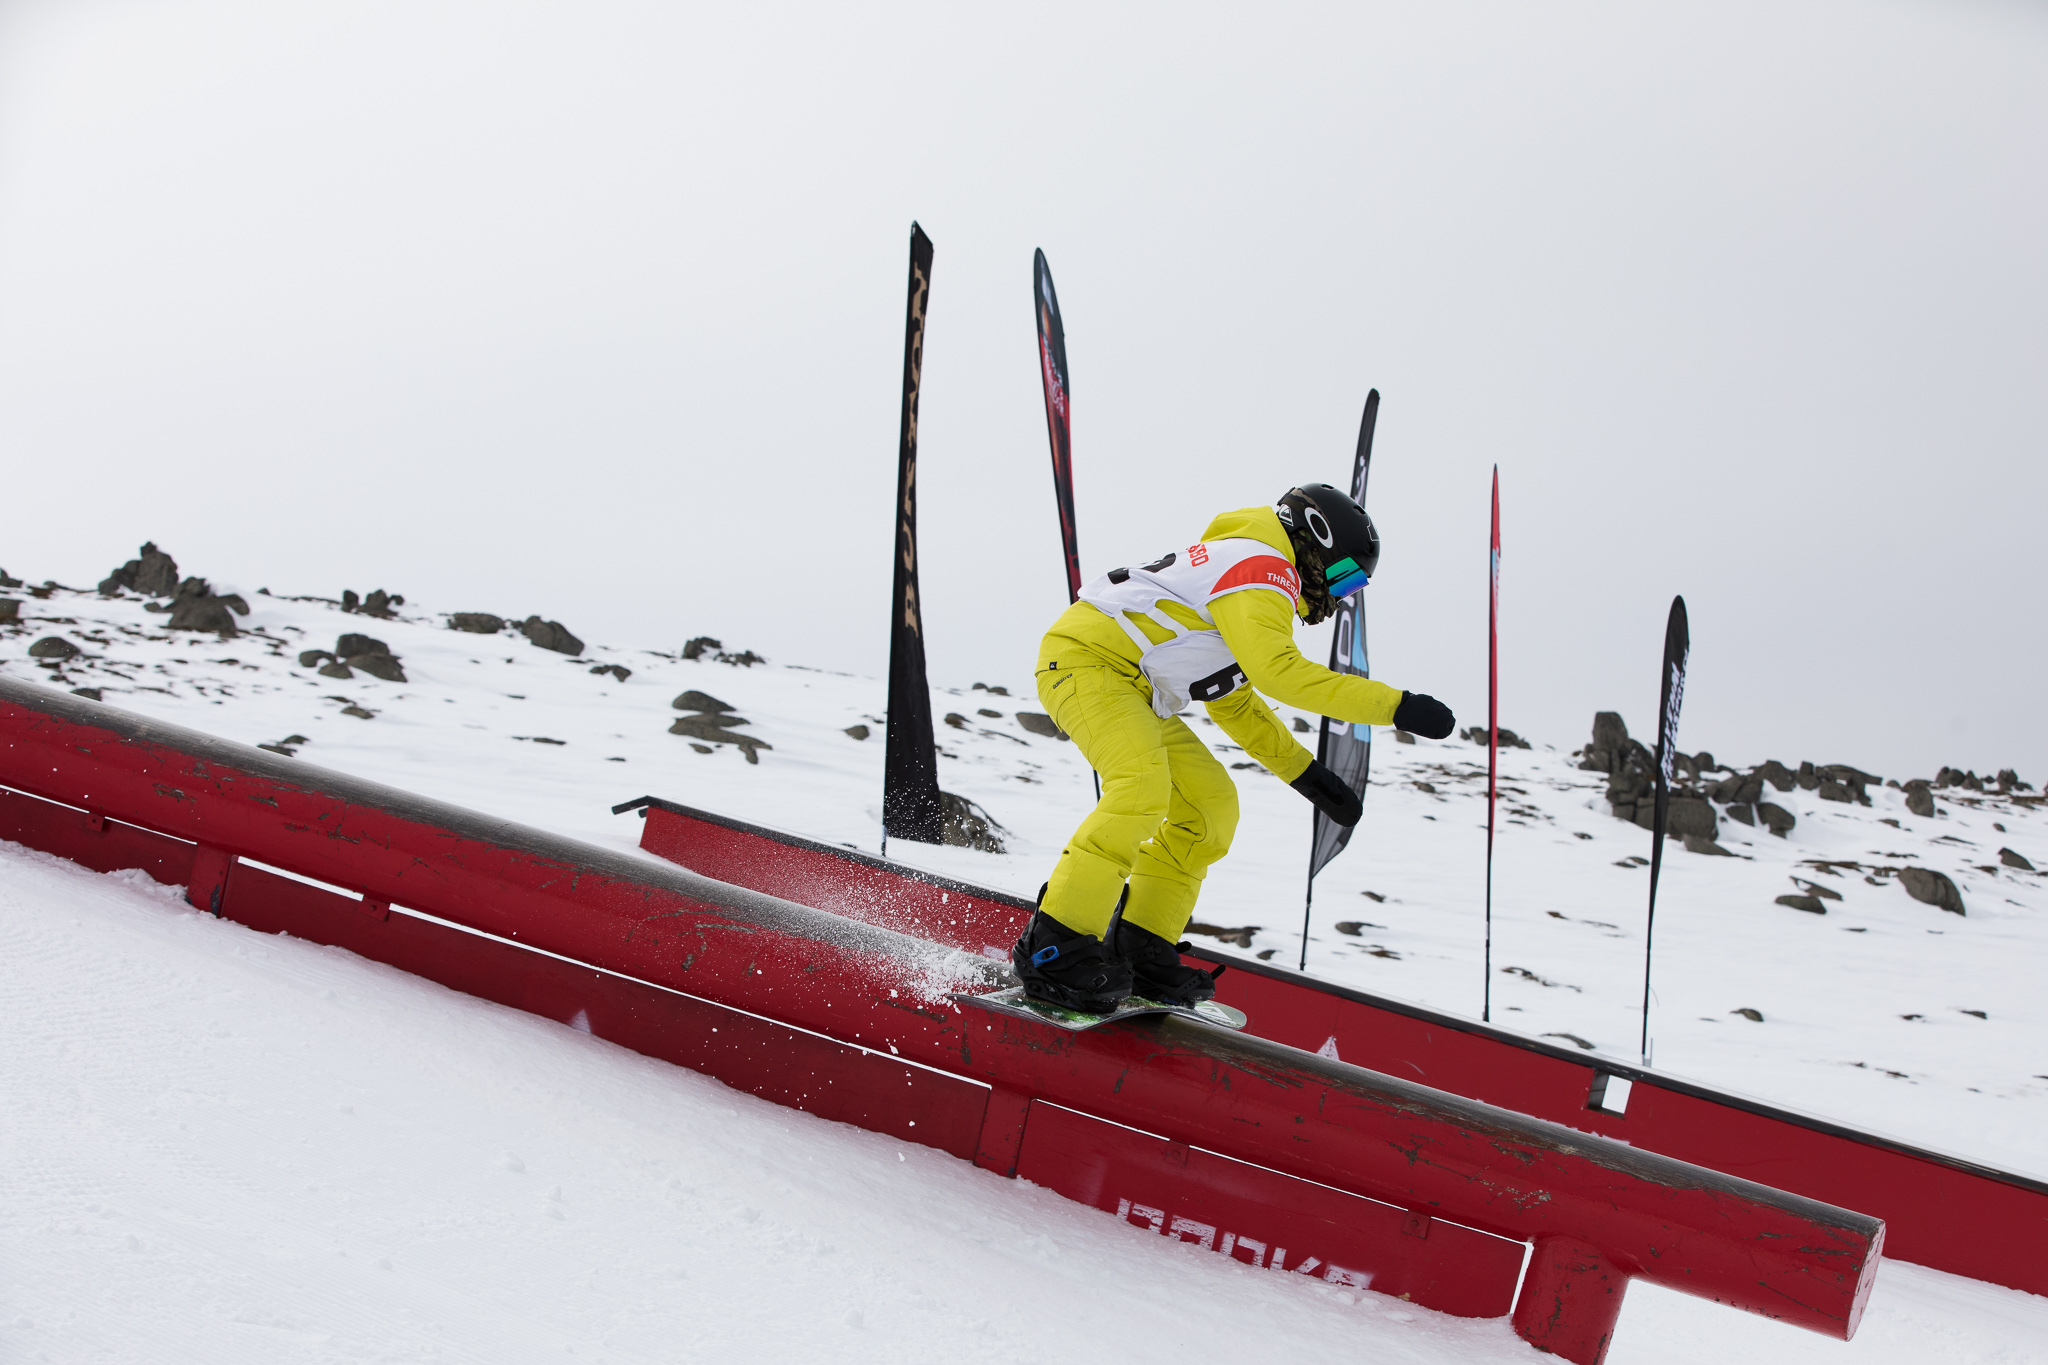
[953,986,1247,1033]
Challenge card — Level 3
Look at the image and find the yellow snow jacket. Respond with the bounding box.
[1035,505,1406,783]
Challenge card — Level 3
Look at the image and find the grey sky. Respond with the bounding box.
[2,0,2043,783]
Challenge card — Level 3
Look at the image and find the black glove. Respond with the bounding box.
[1290,760,1363,827]
[1393,691,1455,740]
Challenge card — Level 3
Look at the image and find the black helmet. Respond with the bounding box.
[1276,483,1378,597]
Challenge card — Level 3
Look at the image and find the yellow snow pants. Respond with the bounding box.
[1034,658,1240,942]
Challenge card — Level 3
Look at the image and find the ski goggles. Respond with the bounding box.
[1324,556,1371,598]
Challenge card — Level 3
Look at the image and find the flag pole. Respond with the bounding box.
[1484,467,1499,1022]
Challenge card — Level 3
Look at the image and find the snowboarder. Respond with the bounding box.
[1014,484,1456,1013]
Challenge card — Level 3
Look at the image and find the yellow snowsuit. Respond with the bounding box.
[1034,505,1406,941]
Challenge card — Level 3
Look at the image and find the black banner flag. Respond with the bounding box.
[1299,391,1379,970]
[1639,594,1690,1063]
[883,224,944,847]
[1033,249,1082,602]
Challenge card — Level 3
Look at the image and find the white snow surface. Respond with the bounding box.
[3,578,2046,1361]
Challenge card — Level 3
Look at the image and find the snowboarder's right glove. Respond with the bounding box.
[1290,760,1364,828]
[1393,691,1455,740]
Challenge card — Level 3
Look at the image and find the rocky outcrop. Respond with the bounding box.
[1460,726,1532,749]
[28,636,79,661]
[1999,847,2034,871]
[1902,779,1937,818]
[162,578,251,635]
[682,636,721,661]
[342,589,403,619]
[1016,711,1068,741]
[300,633,407,683]
[449,613,506,635]
[669,691,767,763]
[1899,867,1965,915]
[939,792,1007,854]
[521,617,585,655]
[589,664,631,682]
[1757,802,1796,837]
[98,542,180,598]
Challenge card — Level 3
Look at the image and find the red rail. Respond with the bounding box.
[0,682,1883,1364]
[626,796,2048,1300]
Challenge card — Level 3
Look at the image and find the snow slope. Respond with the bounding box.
[5,570,2041,1179]
[5,835,2046,1364]
[3,566,2047,1361]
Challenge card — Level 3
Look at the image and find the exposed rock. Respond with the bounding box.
[0,569,19,588]
[1711,772,1766,804]
[449,613,506,635]
[164,577,250,635]
[672,690,735,714]
[1822,764,1881,787]
[1460,726,1532,749]
[1293,717,1312,733]
[520,617,585,655]
[341,705,375,719]
[1693,751,1718,772]
[1731,1008,1764,1022]
[939,791,1006,854]
[689,743,714,754]
[1795,761,1821,792]
[1997,769,2031,792]
[1394,730,1416,744]
[1792,879,1842,902]
[972,683,1011,697]
[342,589,403,619]
[844,725,870,741]
[1667,797,1717,840]
[70,687,102,701]
[1683,834,1734,856]
[669,712,769,763]
[1724,802,1755,826]
[28,636,79,661]
[589,664,632,682]
[298,650,334,668]
[0,601,17,624]
[1581,712,1630,773]
[1818,780,1854,803]
[1757,802,1796,837]
[1898,867,1965,915]
[1754,760,1796,792]
[944,712,969,729]
[349,652,407,683]
[1331,922,1365,937]
[319,662,355,680]
[98,542,180,598]
[682,636,721,661]
[714,649,766,667]
[1016,712,1068,741]
[1188,922,1259,948]
[1903,780,1937,818]
[1775,894,1826,914]
[1999,847,2035,871]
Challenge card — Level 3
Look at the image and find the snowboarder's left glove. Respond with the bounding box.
[1290,760,1363,828]
[1393,691,1455,740]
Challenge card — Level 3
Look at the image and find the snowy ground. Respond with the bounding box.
[2,568,2046,1360]
[5,837,2045,1365]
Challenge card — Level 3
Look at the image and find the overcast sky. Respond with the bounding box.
[2,0,2043,783]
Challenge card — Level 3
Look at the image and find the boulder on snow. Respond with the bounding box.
[669,711,769,763]
[1999,847,2034,871]
[1724,802,1755,826]
[342,589,403,619]
[1753,760,1797,792]
[28,636,79,661]
[682,636,722,661]
[1293,717,1312,733]
[1016,711,1068,741]
[1775,894,1827,914]
[672,690,735,714]
[334,633,406,683]
[1756,801,1796,837]
[449,613,506,635]
[164,577,250,635]
[1580,712,1630,774]
[590,664,631,682]
[520,617,585,655]
[1682,834,1734,856]
[1460,726,1532,749]
[844,724,870,741]
[98,542,180,598]
[1898,867,1965,915]
[0,600,18,624]
[1666,797,1717,840]
[940,791,1007,854]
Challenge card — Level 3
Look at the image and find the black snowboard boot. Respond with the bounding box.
[1111,919,1225,1007]
[1011,895,1132,1015]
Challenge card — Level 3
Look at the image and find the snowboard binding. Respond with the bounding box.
[1010,887,1133,1015]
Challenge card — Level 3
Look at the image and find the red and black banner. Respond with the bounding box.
[883,224,944,846]
[1033,249,1082,602]
[1308,390,1380,881]
[1639,593,1690,1061]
